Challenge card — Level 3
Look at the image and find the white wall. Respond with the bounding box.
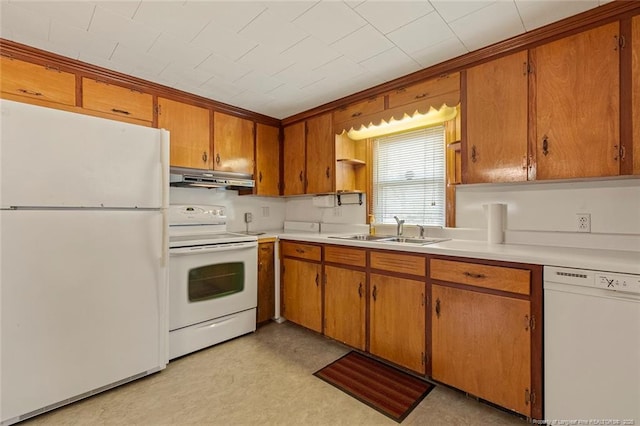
[285,194,366,225]
[170,187,286,233]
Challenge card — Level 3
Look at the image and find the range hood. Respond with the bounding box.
[169,167,255,189]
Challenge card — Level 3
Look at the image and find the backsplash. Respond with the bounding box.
[285,194,366,225]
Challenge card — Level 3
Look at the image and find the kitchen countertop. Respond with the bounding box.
[265,230,640,275]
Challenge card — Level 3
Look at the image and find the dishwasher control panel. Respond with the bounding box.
[595,272,640,294]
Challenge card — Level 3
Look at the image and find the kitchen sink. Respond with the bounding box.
[329,234,449,245]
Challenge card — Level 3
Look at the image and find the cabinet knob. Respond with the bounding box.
[299,170,303,182]
[259,171,263,182]
[542,136,549,156]
[325,167,330,179]
[372,285,378,301]
[435,298,441,318]
[358,282,363,298]
[471,145,478,163]
[315,273,319,286]
[216,153,221,164]
[202,151,208,162]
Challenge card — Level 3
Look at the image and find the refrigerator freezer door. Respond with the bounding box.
[0,210,168,423]
[0,100,167,209]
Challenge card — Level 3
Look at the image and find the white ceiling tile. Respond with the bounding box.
[199,78,245,103]
[273,62,326,89]
[185,1,266,33]
[93,1,141,19]
[515,1,599,31]
[49,21,117,60]
[449,2,525,52]
[110,44,170,78]
[197,53,252,83]
[261,1,318,22]
[77,52,133,76]
[387,12,454,55]
[236,45,295,77]
[8,1,95,30]
[330,24,393,63]
[132,2,211,42]
[239,9,308,53]
[314,56,365,82]
[359,47,421,82]
[159,63,213,88]
[1,2,50,42]
[229,90,276,113]
[147,33,211,68]
[232,70,283,94]
[280,36,341,70]
[354,0,434,35]
[430,1,495,23]
[191,21,258,62]
[89,5,160,52]
[410,36,469,68]
[293,1,367,45]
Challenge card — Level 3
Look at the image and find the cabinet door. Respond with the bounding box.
[255,123,280,196]
[1,56,75,107]
[158,97,211,169]
[81,78,153,123]
[633,16,640,175]
[281,258,322,332]
[432,284,531,416]
[534,22,620,179]
[213,112,254,175]
[465,51,528,183]
[324,265,366,350]
[283,122,306,195]
[369,273,425,373]
[305,113,334,194]
[257,242,275,324]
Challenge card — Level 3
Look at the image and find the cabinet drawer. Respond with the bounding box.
[333,96,384,124]
[387,73,459,109]
[281,241,321,261]
[1,57,76,106]
[430,259,530,295]
[325,245,366,267]
[82,78,153,122]
[370,251,425,276]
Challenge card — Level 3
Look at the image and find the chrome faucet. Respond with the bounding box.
[417,225,425,238]
[393,216,405,236]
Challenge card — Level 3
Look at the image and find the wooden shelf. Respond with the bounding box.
[337,158,366,165]
[447,141,461,151]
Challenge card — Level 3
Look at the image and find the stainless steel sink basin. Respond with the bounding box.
[329,234,392,241]
[329,234,449,245]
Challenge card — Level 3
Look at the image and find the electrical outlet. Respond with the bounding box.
[262,206,269,217]
[244,212,253,223]
[577,213,591,233]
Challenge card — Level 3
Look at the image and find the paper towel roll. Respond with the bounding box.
[487,203,506,244]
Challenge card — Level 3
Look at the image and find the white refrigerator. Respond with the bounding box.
[0,100,169,425]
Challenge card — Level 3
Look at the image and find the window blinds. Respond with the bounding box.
[372,126,446,226]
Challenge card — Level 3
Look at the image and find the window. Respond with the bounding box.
[372,126,446,226]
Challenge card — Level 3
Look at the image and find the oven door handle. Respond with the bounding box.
[170,242,257,255]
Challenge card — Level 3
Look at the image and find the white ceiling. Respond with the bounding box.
[0,0,610,120]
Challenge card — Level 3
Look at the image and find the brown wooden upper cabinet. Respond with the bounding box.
[82,78,153,124]
[213,112,254,175]
[158,97,211,169]
[1,56,76,107]
[532,22,620,180]
[632,15,640,174]
[464,51,529,183]
[282,112,334,195]
[333,96,384,124]
[255,123,280,196]
[388,73,459,109]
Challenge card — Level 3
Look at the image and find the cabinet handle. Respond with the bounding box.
[295,248,305,254]
[202,151,208,162]
[471,145,478,163]
[18,88,43,96]
[414,93,428,99]
[111,108,131,115]
[325,167,330,179]
[372,285,378,301]
[358,282,363,298]
[315,273,319,286]
[351,112,362,118]
[463,271,486,279]
[620,145,626,160]
[435,298,441,318]
[216,153,221,164]
[259,171,263,182]
[542,136,549,156]
[299,171,303,182]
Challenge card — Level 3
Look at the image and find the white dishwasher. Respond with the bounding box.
[544,266,640,423]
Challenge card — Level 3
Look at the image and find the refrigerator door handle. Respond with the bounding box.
[160,130,170,267]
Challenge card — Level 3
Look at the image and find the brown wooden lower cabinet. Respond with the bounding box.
[369,273,426,374]
[324,265,366,350]
[281,257,322,333]
[257,241,275,324]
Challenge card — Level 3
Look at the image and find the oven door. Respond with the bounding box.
[169,241,258,331]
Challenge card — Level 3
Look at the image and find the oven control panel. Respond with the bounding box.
[169,205,226,225]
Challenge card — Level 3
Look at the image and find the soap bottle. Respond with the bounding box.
[369,214,376,236]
